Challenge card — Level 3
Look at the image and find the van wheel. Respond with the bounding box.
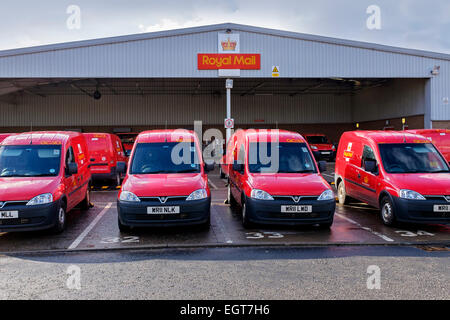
[80,187,92,210]
[242,201,253,229]
[50,204,66,234]
[220,167,226,179]
[337,181,351,205]
[227,183,238,210]
[380,196,396,226]
[319,220,333,229]
[118,218,131,232]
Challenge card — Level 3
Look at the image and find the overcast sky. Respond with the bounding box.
[1,0,449,53]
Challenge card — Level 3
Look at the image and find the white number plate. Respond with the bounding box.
[0,211,18,219]
[147,206,180,214]
[433,205,450,212]
[321,152,331,155]
[281,205,312,213]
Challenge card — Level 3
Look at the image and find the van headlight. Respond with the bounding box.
[186,189,208,201]
[251,189,274,200]
[119,191,141,202]
[26,193,53,206]
[318,189,334,201]
[310,146,318,150]
[399,189,426,200]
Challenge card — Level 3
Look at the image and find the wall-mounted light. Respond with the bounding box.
[431,65,440,76]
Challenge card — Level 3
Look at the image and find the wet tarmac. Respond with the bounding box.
[0,165,448,253]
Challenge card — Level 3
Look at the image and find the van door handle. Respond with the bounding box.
[357,173,361,179]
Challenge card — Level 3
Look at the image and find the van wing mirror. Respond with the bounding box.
[116,161,127,174]
[66,163,78,176]
[318,161,327,173]
[204,162,214,173]
[364,159,378,174]
[232,161,244,173]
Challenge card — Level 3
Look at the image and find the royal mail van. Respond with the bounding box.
[0,132,92,233]
[84,133,128,186]
[335,131,450,226]
[407,129,450,164]
[304,134,336,161]
[116,132,139,157]
[117,130,214,231]
[225,129,335,228]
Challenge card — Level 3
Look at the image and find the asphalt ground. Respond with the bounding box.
[0,164,448,254]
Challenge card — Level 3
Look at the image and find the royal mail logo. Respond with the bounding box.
[221,38,237,51]
[198,54,261,70]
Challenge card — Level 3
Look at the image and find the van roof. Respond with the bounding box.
[241,129,306,143]
[136,129,198,143]
[2,131,81,146]
[407,129,450,135]
[348,130,431,144]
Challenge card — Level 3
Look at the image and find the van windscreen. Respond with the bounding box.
[130,142,200,174]
[306,136,329,144]
[248,142,317,174]
[378,143,449,173]
[0,145,61,177]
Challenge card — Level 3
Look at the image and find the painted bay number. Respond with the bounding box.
[246,231,284,239]
[395,230,435,237]
[101,236,140,244]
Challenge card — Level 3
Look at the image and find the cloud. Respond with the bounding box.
[0,0,448,53]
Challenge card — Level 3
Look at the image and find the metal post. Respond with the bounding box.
[226,87,231,144]
[225,79,234,144]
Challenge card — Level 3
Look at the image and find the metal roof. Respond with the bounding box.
[0,23,449,61]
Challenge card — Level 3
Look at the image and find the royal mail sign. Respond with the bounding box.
[197,54,261,70]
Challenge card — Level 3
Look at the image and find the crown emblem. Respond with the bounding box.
[221,38,237,51]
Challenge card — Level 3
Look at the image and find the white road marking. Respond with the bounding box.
[211,205,233,244]
[68,203,113,250]
[208,180,218,190]
[335,213,394,242]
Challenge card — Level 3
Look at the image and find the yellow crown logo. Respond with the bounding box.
[221,38,237,51]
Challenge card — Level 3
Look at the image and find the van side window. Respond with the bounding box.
[66,146,75,165]
[362,145,376,167]
[238,144,246,164]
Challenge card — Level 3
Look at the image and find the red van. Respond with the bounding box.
[117,132,139,157]
[84,133,128,186]
[226,129,335,228]
[335,131,450,226]
[304,134,336,161]
[117,130,214,231]
[407,129,450,164]
[0,131,92,233]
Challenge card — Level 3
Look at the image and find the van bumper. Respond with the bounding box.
[312,150,335,161]
[391,196,450,224]
[0,201,60,232]
[118,198,210,227]
[245,197,335,226]
[91,166,117,181]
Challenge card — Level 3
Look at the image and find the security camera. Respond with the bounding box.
[225,28,232,33]
[431,65,440,75]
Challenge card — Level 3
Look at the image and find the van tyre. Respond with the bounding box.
[319,220,333,229]
[118,218,131,232]
[227,182,238,210]
[220,167,226,179]
[80,186,92,210]
[241,201,253,229]
[51,203,66,234]
[380,196,396,226]
[337,181,351,205]
[114,173,121,187]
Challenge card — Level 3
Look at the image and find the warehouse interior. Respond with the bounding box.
[0,77,427,143]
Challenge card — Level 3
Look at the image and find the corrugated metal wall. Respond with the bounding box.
[0,92,351,127]
[0,25,448,121]
[352,79,426,122]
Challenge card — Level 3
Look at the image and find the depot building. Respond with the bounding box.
[0,23,449,142]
